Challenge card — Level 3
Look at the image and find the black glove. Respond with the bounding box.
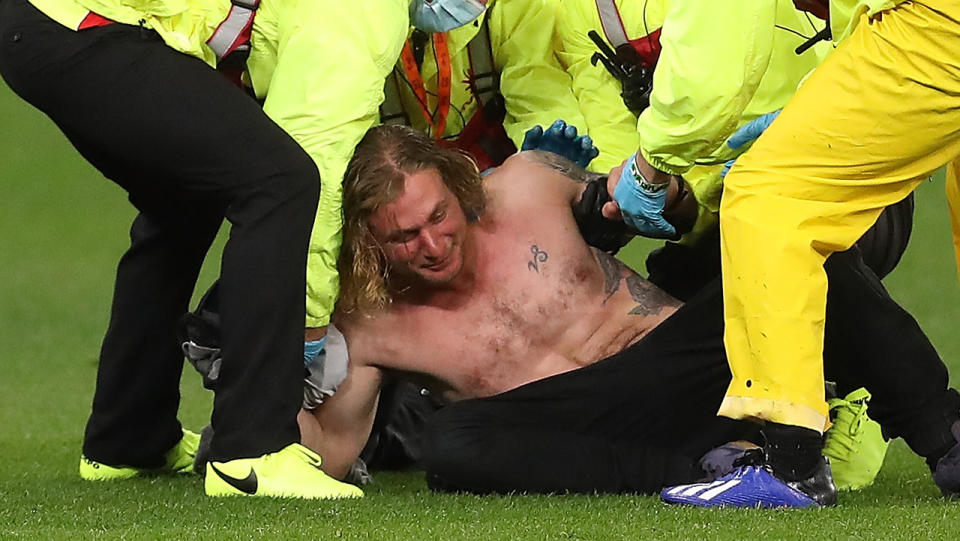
[573,177,633,254]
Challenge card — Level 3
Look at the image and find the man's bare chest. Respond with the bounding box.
[369,233,613,396]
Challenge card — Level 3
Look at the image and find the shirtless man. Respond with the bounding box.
[299,125,960,504]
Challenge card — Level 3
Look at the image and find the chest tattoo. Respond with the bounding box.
[528,244,549,273]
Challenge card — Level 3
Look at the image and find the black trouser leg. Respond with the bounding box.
[0,0,318,463]
[822,250,960,461]
[85,205,223,467]
[210,158,317,461]
[422,281,757,494]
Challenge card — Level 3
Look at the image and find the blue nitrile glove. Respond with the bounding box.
[721,110,781,179]
[613,152,677,239]
[304,336,327,367]
[521,119,600,169]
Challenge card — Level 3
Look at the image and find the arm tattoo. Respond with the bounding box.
[528,151,606,184]
[626,275,681,316]
[594,247,625,299]
[592,248,681,315]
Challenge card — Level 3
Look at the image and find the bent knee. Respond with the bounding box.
[269,145,320,208]
[231,143,320,224]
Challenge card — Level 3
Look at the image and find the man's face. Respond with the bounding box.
[369,168,469,286]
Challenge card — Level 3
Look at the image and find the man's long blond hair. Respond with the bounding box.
[339,125,486,315]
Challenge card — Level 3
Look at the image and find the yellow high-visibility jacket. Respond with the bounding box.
[556,0,828,239]
[393,0,585,150]
[830,0,902,42]
[28,0,409,327]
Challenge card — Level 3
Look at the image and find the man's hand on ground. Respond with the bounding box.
[521,119,599,168]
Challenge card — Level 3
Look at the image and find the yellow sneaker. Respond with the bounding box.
[80,428,201,481]
[823,388,888,490]
[205,443,363,499]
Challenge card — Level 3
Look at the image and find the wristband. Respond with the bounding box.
[627,153,669,193]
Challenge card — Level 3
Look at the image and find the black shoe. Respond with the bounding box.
[786,456,838,506]
[933,421,960,498]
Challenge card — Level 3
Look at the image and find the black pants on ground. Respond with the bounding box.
[0,0,318,464]
[422,250,960,494]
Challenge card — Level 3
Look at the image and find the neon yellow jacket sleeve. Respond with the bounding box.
[28,0,228,65]
[554,0,668,172]
[556,0,828,241]
[829,0,902,42]
[486,0,586,148]
[30,0,409,327]
[636,0,779,175]
[249,0,409,327]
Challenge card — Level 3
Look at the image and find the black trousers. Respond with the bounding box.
[422,250,960,494]
[0,0,318,464]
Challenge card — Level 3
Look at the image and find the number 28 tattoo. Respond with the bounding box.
[528,245,549,273]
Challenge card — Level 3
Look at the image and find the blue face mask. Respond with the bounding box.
[409,0,487,33]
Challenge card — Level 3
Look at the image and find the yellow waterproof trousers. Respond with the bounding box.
[718,0,960,431]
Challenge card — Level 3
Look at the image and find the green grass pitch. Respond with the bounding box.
[4,79,960,540]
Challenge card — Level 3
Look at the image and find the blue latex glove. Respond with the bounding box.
[721,110,781,179]
[612,152,677,239]
[304,336,327,367]
[521,119,600,169]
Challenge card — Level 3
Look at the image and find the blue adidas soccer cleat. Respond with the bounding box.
[661,460,836,508]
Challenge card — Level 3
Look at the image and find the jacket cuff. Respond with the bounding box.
[640,146,692,176]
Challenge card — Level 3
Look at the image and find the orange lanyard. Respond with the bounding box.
[399,33,452,139]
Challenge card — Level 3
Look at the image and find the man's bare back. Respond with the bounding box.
[339,152,681,401]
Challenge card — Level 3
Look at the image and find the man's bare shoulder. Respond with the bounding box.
[482,151,599,214]
[486,151,597,186]
[333,309,402,368]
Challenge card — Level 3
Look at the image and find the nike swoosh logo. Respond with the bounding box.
[210,464,258,494]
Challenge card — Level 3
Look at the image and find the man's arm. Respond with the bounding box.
[299,361,384,479]
[637,1,778,175]
[517,151,696,249]
[553,0,661,172]
[253,0,409,329]
[487,0,589,150]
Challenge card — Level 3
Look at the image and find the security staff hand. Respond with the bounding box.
[521,119,600,168]
[603,153,678,240]
[721,110,781,179]
[304,327,328,366]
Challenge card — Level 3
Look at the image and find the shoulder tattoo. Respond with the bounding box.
[527,151,606,184]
